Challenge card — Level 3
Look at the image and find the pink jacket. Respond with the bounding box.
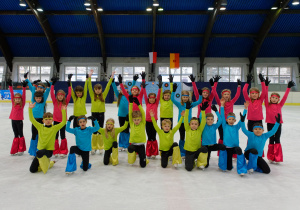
[243,82,266,121]
[51,85,72,122]
[264,86,290,124]
[144,88,161,122]
[9,86,26,120]
[120,80,145,111]
[213,83,241,119]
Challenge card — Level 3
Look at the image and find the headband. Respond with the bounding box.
[131,87,139,90]
[78,118,86,120]
[75,91,82,93]
[106,122,114,125]
[253,126,263,130]
[250,91,259,94]
[149,96,156,98]
[182,94,189,97]
[37,85,45,89]
[271,95,280,98]
[57,93,65,96]
[14,96,22,98]
[222,91,230,95]
[227,116,235,119]
[43,117,53,120]
[202,89,210,93]
[133,117,142,119]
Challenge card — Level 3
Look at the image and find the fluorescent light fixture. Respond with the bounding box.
[271,7,278,10]
[97,8,103,11]
[84,0,91,6]
[86,7,91,11]
[208,7,214,10]
[146,7,152,11]
[292,0,300,5]
[153,0,159,7]
[37,7,43,12]
[19,0,26,7]
[158,7,163,11]
[220,6,226,10]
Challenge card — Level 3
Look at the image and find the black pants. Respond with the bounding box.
[245,149,270,174]
[161,142,178,168]
[160,118,173,129]
[248,120,263,131]
[128,144,146,168]
[104,142,118,165]
[146,121,157,141]
[92,112,105,134]
[70,146,90,171]
[218,124,223,140]
[11,120,23,138]
[185,147,208,171]
[31,118,43,139]
[179,123,185,140]
[119,116,130,133]
[29,149,53,173]
[54,121,66,139]
[204,144,226,168]
[267,123,282,144]
[226,147,242,170]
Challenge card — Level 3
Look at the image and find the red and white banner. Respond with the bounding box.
[149,52,157,64]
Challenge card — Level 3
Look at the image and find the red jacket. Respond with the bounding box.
[9,86,26,120]
[51,85,72,122]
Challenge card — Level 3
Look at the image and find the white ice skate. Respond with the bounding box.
[65,172,74,175]
[198,165,205,170]
[91,150,96,155]
[240,173,245,177]
[119,147,123,152]
[173,163,178,168]
[248,169,254,174]
[99,149,103,154]
[122,148,127,152]
[54,154,59,158]
[60,154,67,158]
[151,155,156,159]
[17,152,24,156]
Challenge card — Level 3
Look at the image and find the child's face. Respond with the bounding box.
[133,118,142,126]
[182,96,189,103]
[206,117,214,126]
[95,88,102,95]
[226,117,236,125]
[131,88,139,96]
[163,94,170,101]
[14,97,22,104]
[202,91,209,99]
[162,123,171,132]
[253,128,264,136]
[43,118,53,126]
[149,97,156,104]
[78,119,87,129]
[57,94,64,101]
[222,92,230,101]
[189,120,199,130]
[250,92,259,100]
[270,96,279,104]
[76,91,83,98]
[35,97,42,103]
[36,87,45,92]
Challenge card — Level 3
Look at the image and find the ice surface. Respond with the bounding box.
[0,103,299,210]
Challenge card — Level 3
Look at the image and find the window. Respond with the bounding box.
[113,66,145,82]
[206,66,242,82]
[256,66,291,84]
[18,66,51,82]
[0,66,4,82]
[64,66,98,81]
[158,66,193,82]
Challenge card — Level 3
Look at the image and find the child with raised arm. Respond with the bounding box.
[143,77,162,159]
[240,112,280,174]
[184,101,208,171]
[51,77,72,158]
[127,96,148,168]
[201,104,226,168]
[88,70,114,155]
[8,79,27,155]
[28,103,67,174]
[159,74,174,128]
[65,115,100,174]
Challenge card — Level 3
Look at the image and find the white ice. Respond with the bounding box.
[0,103,299,210]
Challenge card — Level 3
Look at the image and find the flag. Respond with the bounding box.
[170,53,179,69]
[149,52,157,64]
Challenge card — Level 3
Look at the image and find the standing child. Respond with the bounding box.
[159,74,174,128]
[143,77,162,159]
[65,115,100,174]
[8,79,27,155]
[51,77,72,158]
[264,79,295,163]
[88,70,114,155]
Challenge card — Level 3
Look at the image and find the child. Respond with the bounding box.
[127,96,148,168]
[151,110,184,168]
[201,104,226,168]
[219,99,248,176]
[159,74,174,128]
[240,113,280,174]
[88,70,114,155]
[100,118,129,166]
[51,77,72,158]
[8,79,27,155]
[184,101,208,171]
[143,77,162,159]
[65,115,100,174]
[264,79,295,163]
[28,103,66,174]
[171,83,202,158]
[70,73,88,128]
[112,75,137,151]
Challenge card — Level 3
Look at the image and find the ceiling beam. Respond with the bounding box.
[151,8,157,76]
[248,0,290,73]
[90,0,107,73]
[24,0,60,72]
[0,28,13,71]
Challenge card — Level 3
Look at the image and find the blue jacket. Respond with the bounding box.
[32,101,47,118]
[171,92,202,123]
[66,120,100,151]
[201,111,222,146]
[26,79,51,102]
[221,107,247,148]
[242,122,279,157]
[112,80,136,117]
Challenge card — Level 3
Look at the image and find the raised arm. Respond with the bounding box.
[71,83,76,101]
[192,81,199,101]
[9,85,15,105]
[50,85,56,103]
[138,104,146,124]
[279,87,291,107]
[191,93,202,107]
[198,110,206,132]
[184,109,190,131]
[259,82,266,102]
[264,85,269,106]
[66,86,72,104]
[220,106,226,128]
[155,88,161,105]
[212,85,221,106]
[83,78,88,101]
[66,121,75,134]
[25,79,35,93]
[87,77,94,101]
[128,80,137,96]
[129,103,133,124]
[143,87,148,105]
[241,121,252,137]
[214,111,222,128]
[120,83,129,101]
[103,77,113,99]
[171,92,181,108]
[112,81,119,98]
[265,122,280,139]
[116,121,129,134]
[53,109,67,132]
[91,119,100,133]
[21,86,26,108]
[29,106,42,130]
[231,86,241,104]
[242,83,250,101]
[173,116,184,133]
[151,116,161,133]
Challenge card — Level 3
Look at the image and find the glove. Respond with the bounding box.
[68,115,75,122]
[201,101,209,111]
[275,114,281,123]
[125,115,129,122]
[237,79,241,86]
[87,116,96,121]
[140,72,146,80]
[185,101,192,110]
[173,83,178,92]
[209,78,214,87]
[141,81,148,88]
[288,80,295,88]
[24,72,29,79]
[240,112,246,122]
[189,74,195,82]
[33,79,41,85]
[198,88,202,96]
[157,81,163,88]
[7,79,12,87]
[258,73,265,82]
[68,74,73,80]
[129,95,134,103]
[168,74,173,83]
[246,74,253,84]
[45,80,50,87]
[265,77,271,86]
[22,80,28,87]
[133,74,139,81]
[214,75,222,83]
[51,77,59,85]
[133,97,140,106]
[86,73,89,79]
[157,74,162,82]
[211,104,218,112]
[118,74,123,84]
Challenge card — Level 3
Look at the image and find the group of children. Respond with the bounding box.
[7,70,295,176]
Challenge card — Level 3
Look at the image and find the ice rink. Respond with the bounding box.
[0,103,299,210]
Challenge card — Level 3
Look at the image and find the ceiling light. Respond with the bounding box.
[37,7,43,12]
[292,0,300,5]
[208,7,214,10]
[97,8,103,11]
[86,7,91,11]
[84,0,91,6]
[146,7,152,11]
[220,6,226,10]
[19,0,26,7]
[271,6,278,10]
[158,7,163,11]
[153,0,159,7]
